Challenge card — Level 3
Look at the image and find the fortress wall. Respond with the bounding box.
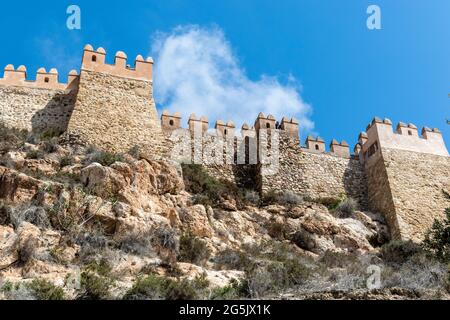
[374,148,450,242]
[67,69,164,154]
[260,134,368,208]
[161,127,259,189]
[0,85,76,133]
[365,149,399,240]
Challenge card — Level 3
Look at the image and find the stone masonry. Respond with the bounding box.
[0,44,449,242]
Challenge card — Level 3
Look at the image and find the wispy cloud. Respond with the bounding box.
[34,34,82,81]
[151,25,314,133]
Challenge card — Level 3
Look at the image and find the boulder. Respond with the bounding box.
[178,205,213,238]
[0,225,18,269]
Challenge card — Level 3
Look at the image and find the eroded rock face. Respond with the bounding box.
[0,167,62,205]
[0,225,18,269]
[80,160,184,209]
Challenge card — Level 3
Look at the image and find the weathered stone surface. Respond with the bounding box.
[367,148,450,242]
[260,133,368,209]
[0,225,18,269]
[179,205,214,238]
[67,70,165,155]
[0,166,61,204]
[0,86,76,133]
[80,159,184,210]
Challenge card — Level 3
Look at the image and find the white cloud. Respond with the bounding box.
[34,36,82,81]
[152,25,314,133]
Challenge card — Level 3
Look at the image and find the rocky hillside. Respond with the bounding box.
[0,126,449,300]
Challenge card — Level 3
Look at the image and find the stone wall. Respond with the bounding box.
[0,85,76,133]
[369,148,450,242]
[260,134,368,208]
[365,149,399,239]
[204,164,259,190]
[67,70,165,155]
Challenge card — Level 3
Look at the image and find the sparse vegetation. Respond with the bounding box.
[18,237,38,264]
[182,164,246,208]
[261,190,302,206]
[276,190,303,206]
[179,232,211,266]
[423,208,450,263]
[335,198,358,218]
[86,149,124,166]
[59,154,75,167]
[27,279,66,300]
[123,273,209,300]
[78,259,115,300]
[0,123,28,153]
[211,279,249,300]
[25,149,45,160]
[266,219,290,240]
[314,196,345,211]
[244,190,260,206]
[381,240,424,265]
[39,129,62,141]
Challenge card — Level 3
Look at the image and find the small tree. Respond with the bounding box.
[423,208,450,263]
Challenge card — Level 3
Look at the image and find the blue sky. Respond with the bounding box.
[0,0,449,148]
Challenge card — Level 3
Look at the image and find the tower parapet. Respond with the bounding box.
[254,113,276,131]
[280,117,299,139]
[215,120,235,137]
[361,117,449,161]
[188,114,209,133]
[305,135,326,152]
[161,110,182,130]
[330,139,350,158]
[81,45,153,81]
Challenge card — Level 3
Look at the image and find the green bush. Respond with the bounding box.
[179,233,211,266]
[266,220,289,240]
[87,149,124,166]
[182,164,245,207]
[1,281,13,293]
[78,260,114,300]
[261,190,278,206]
[217,241,313,298]
[381,240,424,264]
[0,123,28,153]
[423,208,450,263]
[211,279,249,300]
[27,279,66,300]
[26,150,45,160]
[124,274,204,300]
[314,196,345,211]
[215,248,253,271]
[40,129,61,141]
[60,155,74,167]
[335,198,358,218]
[261,190,302,206]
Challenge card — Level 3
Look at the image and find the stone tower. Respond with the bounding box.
[67,45,164,155]
[360,118,450,242]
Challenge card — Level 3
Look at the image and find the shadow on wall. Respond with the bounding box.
[342,158,369,211]
[231,164,259,190]
[30,91,78,135]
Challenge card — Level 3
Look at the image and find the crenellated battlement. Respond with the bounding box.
[159,111,302,141]
[0,64,79,91]
[360,117,449,161]
[304,135,350,157]
[81,44,153,81]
